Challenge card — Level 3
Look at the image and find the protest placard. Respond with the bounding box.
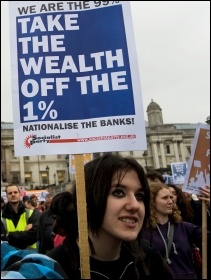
[171,162,188,185]
[9,1,146,156]
[163,175,174,184]
[183,123,210,195]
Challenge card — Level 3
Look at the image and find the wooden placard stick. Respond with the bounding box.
[202,200,207,279]
[74,154,91,279]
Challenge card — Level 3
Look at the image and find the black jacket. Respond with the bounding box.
[37,209,55,254]
[47,237,173,279]
[1,201,39,249]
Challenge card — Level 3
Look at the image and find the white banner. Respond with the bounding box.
[9,1,146,156]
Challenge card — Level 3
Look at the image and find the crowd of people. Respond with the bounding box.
[1,154,210,279]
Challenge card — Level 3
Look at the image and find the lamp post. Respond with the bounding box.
[53,173,56,185]
[65,155,71,182]
[46,165,49,186]
[37,156,41,187]
[143,151,148,172]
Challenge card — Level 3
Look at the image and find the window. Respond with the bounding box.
[57,170,65,184]
[12,173,19,184]
[24,156,29,160]
[41,172,48,184]
[41,155,45,159]
[165,145,171,154]
[187,146,191,155]
[25,172,32,183]
[57,155,62,159]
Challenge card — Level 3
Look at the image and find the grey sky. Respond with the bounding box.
[1,1,210,124]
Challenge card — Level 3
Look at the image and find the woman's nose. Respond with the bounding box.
[169,197,174,203]
[125,195,139,211]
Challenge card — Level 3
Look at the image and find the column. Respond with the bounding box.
[159,140,167,167]
[4,145,10,182]
[179,140,186,162]
[151,140,160,169]
[172,139,180,162]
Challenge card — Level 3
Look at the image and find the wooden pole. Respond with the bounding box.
[74,154,90,279]
[202,200,207,279]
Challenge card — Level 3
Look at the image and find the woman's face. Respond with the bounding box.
[100,170,145,243]
[154,188,173,217]
[168,187,177,204]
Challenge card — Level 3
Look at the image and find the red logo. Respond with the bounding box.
[24,134,35,149]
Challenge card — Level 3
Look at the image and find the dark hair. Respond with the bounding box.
[146,171,165,183]
[22,196,30,203]
[50,154,150,239]
[50,191,78,238]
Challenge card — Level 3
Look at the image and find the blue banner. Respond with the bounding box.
[17,6,134,123]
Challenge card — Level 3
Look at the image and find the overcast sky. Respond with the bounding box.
[1,1,210,124]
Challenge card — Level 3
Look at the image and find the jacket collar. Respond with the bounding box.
[2,201,26,219]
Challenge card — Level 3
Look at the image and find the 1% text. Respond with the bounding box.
[23,101,58,121]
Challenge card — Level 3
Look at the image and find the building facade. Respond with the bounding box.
[1,100,197,189]
[1,122,70,189]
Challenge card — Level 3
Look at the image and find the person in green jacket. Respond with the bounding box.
[1,184,39,249]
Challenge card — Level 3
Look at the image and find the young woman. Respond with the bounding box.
[142,182,207,279]
[47,154,173,279]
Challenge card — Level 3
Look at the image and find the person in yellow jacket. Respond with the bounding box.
[1,184,39,250]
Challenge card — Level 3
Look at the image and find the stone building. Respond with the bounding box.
[118,100,197,173]
[1,100,197,189]
[1,123,70,189]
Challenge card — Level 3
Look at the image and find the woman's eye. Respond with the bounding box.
[135,193,144,201]
[112,189,124,197]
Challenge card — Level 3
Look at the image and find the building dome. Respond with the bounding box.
[147,99,161,112]
[147,99,163,126]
